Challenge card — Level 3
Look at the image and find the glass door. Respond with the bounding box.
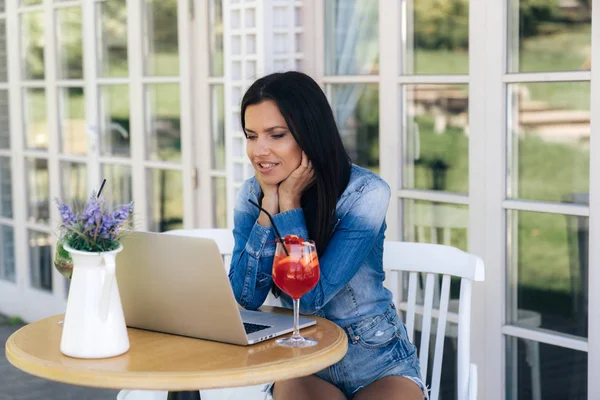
[2,0,195,322]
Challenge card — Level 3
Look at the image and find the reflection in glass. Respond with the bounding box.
[211,85,225,170]
[0,90,9,148]
[97,1,128,77]
[506,337,587,400]
[324,0,379,75]
[0,157,13,218]
[101,164,132,209]
[60,162,87,205]
[24,88,48,149]
[508,83,589,204]
[0,19,8,81]
[212,177,226,228]
[405,0,468,74]
[28,230,52,291]
[56,7,83,79]
[147,168,183,232]
[209,0,224,76]
[59,87,86,155]
[507,210,588,338]
[403,199,467,302]
[21,12,45,80]
[143,0,179,76]
[20,0,41,5]
[26,158,49,223]
[99,85,130,157]
[0,225,15,283]
[404,200,468,251]
[404,84,469,193]
[329,84,379,172]
[146,84,181,162]
[508,0,592,73]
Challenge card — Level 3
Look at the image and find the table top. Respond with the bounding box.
[5,307,348,391]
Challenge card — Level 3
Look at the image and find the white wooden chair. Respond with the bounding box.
[383,241,485,400]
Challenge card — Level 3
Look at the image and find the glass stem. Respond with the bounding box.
[292,298,302,340]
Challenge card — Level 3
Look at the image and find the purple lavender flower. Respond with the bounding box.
[55,198,77,226]
[80,196,102,231]
[112,202,134,225]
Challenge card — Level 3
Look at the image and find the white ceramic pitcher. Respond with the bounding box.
[60,244,130,358]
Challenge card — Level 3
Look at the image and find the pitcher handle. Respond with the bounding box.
[99,252,116,321]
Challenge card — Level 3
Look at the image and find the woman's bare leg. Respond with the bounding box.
[273,375,347,400]
[352,376,424,400]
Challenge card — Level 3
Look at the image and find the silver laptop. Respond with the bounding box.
[116,230,316,345]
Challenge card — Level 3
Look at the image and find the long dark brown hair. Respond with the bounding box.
[241,72,352,296]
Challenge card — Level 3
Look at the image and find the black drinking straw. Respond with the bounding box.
[97,178,107,199]
[248,199,290,256]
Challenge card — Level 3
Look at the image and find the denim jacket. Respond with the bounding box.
[228,164,393,327]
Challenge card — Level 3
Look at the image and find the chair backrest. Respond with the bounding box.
[383,241,484,400]
[165,229,235,272]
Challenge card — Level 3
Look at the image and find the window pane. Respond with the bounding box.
[0,19,8,81]
[406,0,469,74]
[28,230,52,291]
[508,82,589,204]
[507,210,588,338]
[403,200,468,251]
[26,158,49,224]
[0,156,13,218]
[99,85,130,157]
[403,199,467,301]
[60,161,87,205]
[56,7,83,79]
[324,0,379,75]
[212,177,226,228]
[21,12,44,80]
[211,85,225,170]
[97,1,128,77]
[59,87,86,155]
[0,89,9,148]
[0,225,15,283]
[208,0,224,76]
[508,0,592,73]
[404,84,469,193]
[146,84,181,162]
[147,169,182,232]
[143,0,179,76]
[329,84,379,173]
[101,164,132,208]
[506,337,586,400]
[24,88,48,150]
[21,0,42,5]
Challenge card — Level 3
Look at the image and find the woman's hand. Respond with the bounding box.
[278,152,315,212]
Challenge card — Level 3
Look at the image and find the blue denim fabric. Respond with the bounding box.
[229,164,393,327]
[228,164,426,396]
[315,303,426,398]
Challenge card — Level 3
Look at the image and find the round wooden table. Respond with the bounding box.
[5,307,347,399]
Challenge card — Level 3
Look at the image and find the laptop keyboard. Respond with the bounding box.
[243,322,271,335]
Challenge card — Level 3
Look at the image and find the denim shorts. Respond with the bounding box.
[266,303,428,399]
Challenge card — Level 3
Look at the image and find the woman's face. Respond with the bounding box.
[244,100,302,186]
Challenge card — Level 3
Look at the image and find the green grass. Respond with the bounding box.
[413,115,588,295]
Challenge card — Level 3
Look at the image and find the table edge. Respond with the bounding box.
[5,315,349,390]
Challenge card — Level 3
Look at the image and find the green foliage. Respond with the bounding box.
[413,0,469,50]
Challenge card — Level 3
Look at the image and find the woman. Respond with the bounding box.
[228,71,426,400]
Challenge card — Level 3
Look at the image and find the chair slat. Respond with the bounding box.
[419,273,435,380]
[405,272,418,343]
[430,274,451,400]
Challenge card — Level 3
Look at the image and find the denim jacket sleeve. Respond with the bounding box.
[228,177,390,314]
[228,179,309,310]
